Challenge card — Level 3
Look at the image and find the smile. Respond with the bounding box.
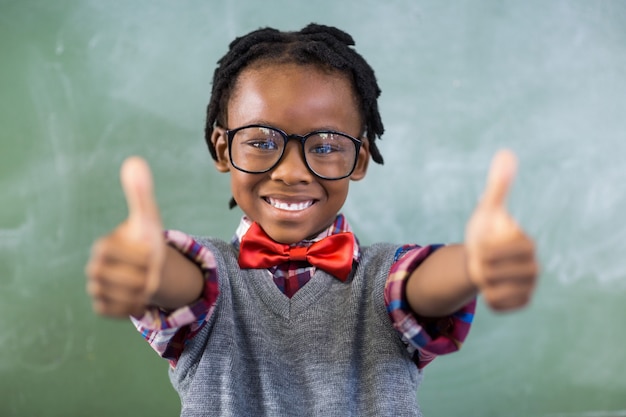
[266,198,315,212]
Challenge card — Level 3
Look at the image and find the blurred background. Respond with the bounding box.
[1,1,625,416]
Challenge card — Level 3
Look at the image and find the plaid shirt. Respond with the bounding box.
[132,214,475,369]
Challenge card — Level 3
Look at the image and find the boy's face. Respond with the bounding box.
[212,63,370,244]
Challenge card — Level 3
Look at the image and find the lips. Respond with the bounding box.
[265,197,315,211]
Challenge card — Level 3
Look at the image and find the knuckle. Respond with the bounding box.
[86,281,96,296]
[85,260,103,280]
[92,299,109,315]
[86,280,102,297]
[531,262,540,278]
[91,237,110,258]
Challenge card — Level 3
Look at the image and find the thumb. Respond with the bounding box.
[120,156,162,236]
[480,149,518,210]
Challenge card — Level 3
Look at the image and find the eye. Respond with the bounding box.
[310,142,338,154]
[307,133,348,155]
[238,127,281,151]
[248,138,279,151]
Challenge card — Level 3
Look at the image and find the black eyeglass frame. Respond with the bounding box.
[225,124,363,180]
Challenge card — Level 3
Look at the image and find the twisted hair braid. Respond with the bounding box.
[204,23,385,164]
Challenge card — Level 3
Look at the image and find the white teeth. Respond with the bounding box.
[268,198,313,211]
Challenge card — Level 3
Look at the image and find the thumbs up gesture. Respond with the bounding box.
[86,157,166,318]
[465,150,539,312]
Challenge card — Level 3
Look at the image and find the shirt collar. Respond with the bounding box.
[232,214,360,262]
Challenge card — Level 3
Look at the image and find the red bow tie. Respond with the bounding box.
[238,222,355,281]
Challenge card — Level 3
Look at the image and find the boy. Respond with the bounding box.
[86,24,538,416]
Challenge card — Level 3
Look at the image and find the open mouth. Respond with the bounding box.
[265,197,315,212]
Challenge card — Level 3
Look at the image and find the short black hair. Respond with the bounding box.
[204,23,385,164]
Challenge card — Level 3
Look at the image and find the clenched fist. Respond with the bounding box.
[85,157,166,318]
[465,150,539,311]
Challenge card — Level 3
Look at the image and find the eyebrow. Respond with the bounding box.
[232,121,355,135]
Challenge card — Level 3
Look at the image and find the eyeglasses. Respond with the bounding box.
[225,124,362,180]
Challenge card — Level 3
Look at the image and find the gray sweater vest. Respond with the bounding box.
[170,238,423,417]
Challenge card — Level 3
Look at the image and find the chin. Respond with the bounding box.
[263,226,311,244]
[271,232,307,245]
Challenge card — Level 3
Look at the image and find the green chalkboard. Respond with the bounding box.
[2,1,626,416]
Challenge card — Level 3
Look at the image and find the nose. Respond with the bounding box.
[269,140,313,185]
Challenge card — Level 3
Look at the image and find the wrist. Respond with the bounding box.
[463,245,481,292]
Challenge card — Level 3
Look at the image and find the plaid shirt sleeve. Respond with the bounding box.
[130,230,219,367]
[384,244,476,369]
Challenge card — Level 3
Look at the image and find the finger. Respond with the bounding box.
[481,149,518,210]
[87,275,150,312]
[89,235,152,269]
[87,262,150,293]
[483,284,535,312]
[120,156,162,237]
[480,263,539,287]
[88,284,148,310]
[91,295,147,318]
[468,258,538,290]
[480,238,536,265]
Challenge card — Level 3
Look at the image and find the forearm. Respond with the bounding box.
[150,245,205,310]
[405,244,477,317]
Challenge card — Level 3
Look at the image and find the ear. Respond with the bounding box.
[211,127,231,173]
[350,137,370,181]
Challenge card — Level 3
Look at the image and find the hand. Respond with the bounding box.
[85,157,166,318]
[465,150,539,312]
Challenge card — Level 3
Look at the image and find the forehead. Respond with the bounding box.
[227,63,362,134]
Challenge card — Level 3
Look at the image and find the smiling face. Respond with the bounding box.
[211,63,370,244]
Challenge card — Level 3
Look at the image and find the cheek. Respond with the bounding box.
[230,172,261,200]
[324,180,350,206]
[230,173,246,196]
